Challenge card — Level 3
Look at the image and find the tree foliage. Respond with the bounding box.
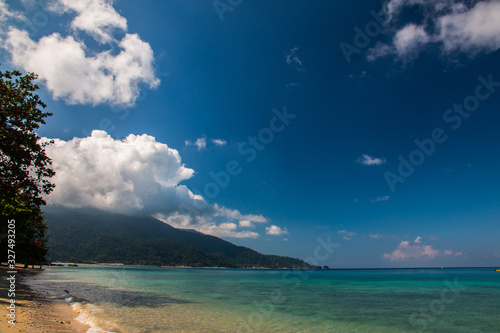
[0,68,54,265]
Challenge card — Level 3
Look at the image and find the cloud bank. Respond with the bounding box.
[383,237,462,261]
[1,0,159,107]
[41,131,286,239]
[368,0,500,61]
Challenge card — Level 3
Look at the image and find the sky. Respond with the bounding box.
[1,0,500,268]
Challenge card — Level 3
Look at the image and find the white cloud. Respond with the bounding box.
[201,224,259,239]
[384,0,428,21]
[338,229,356,240]
[372,196,390,202]
[285,47,304,71]
[50,0,127,44]
[266,225,289,236]
[437,1,500,54]
[213,205,268,224]
[211,139,227,146]
[194,137,207,150]
[369,0,500,61]
[444,249,464,256]
[41,131,278,239]
[2,0,159,107]
[366,42,394,62]
[196,221,257,239]
[393,24,430,58]
[41,130,195,213]
[383,236,461,261]
[239,220,255,228]
[0,0,24,24]
[357,154,386,166]
[383,240,440,261]
[185,137,207,151]
[156,210,261,239]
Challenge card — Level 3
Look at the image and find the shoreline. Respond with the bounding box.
[0,265,90,332]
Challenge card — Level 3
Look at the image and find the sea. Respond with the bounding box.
[25,266,500,332]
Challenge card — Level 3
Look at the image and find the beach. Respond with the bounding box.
[0,265,90,333]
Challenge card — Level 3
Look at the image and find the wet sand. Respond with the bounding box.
[0,265,90,332]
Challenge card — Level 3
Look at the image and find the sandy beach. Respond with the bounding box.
[0,265,90,333]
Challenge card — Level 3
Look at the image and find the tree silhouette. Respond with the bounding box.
[1,67,54,267]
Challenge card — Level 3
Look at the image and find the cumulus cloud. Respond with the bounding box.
[357,154,386,166]
[369,0,500,61]
[41,131,280,239]
[266,225,289,236]
[383,240,439,261]
[50,0,127,44]
[383,237,461,261]
[2,0,159,107]
[437,1,500,54]
[41,130,195,213]
[338,230,356,240]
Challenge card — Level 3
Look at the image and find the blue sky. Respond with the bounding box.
[2,0,500,268]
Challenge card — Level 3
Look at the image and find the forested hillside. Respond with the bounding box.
[45,207,311,268]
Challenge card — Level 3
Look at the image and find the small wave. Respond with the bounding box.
[63,291,124,333]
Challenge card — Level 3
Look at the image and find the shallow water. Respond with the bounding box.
[26,266,500,332]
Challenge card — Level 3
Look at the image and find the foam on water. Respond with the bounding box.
[58,289,125,333]
[69,300,123,333]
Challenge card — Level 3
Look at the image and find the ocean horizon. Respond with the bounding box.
[26,265,500,332]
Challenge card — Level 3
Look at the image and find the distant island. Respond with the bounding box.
[44,207,312,269]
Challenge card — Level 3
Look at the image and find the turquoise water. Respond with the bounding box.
[26,266,500,332]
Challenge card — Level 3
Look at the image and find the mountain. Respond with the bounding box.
[43,207,311,269]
